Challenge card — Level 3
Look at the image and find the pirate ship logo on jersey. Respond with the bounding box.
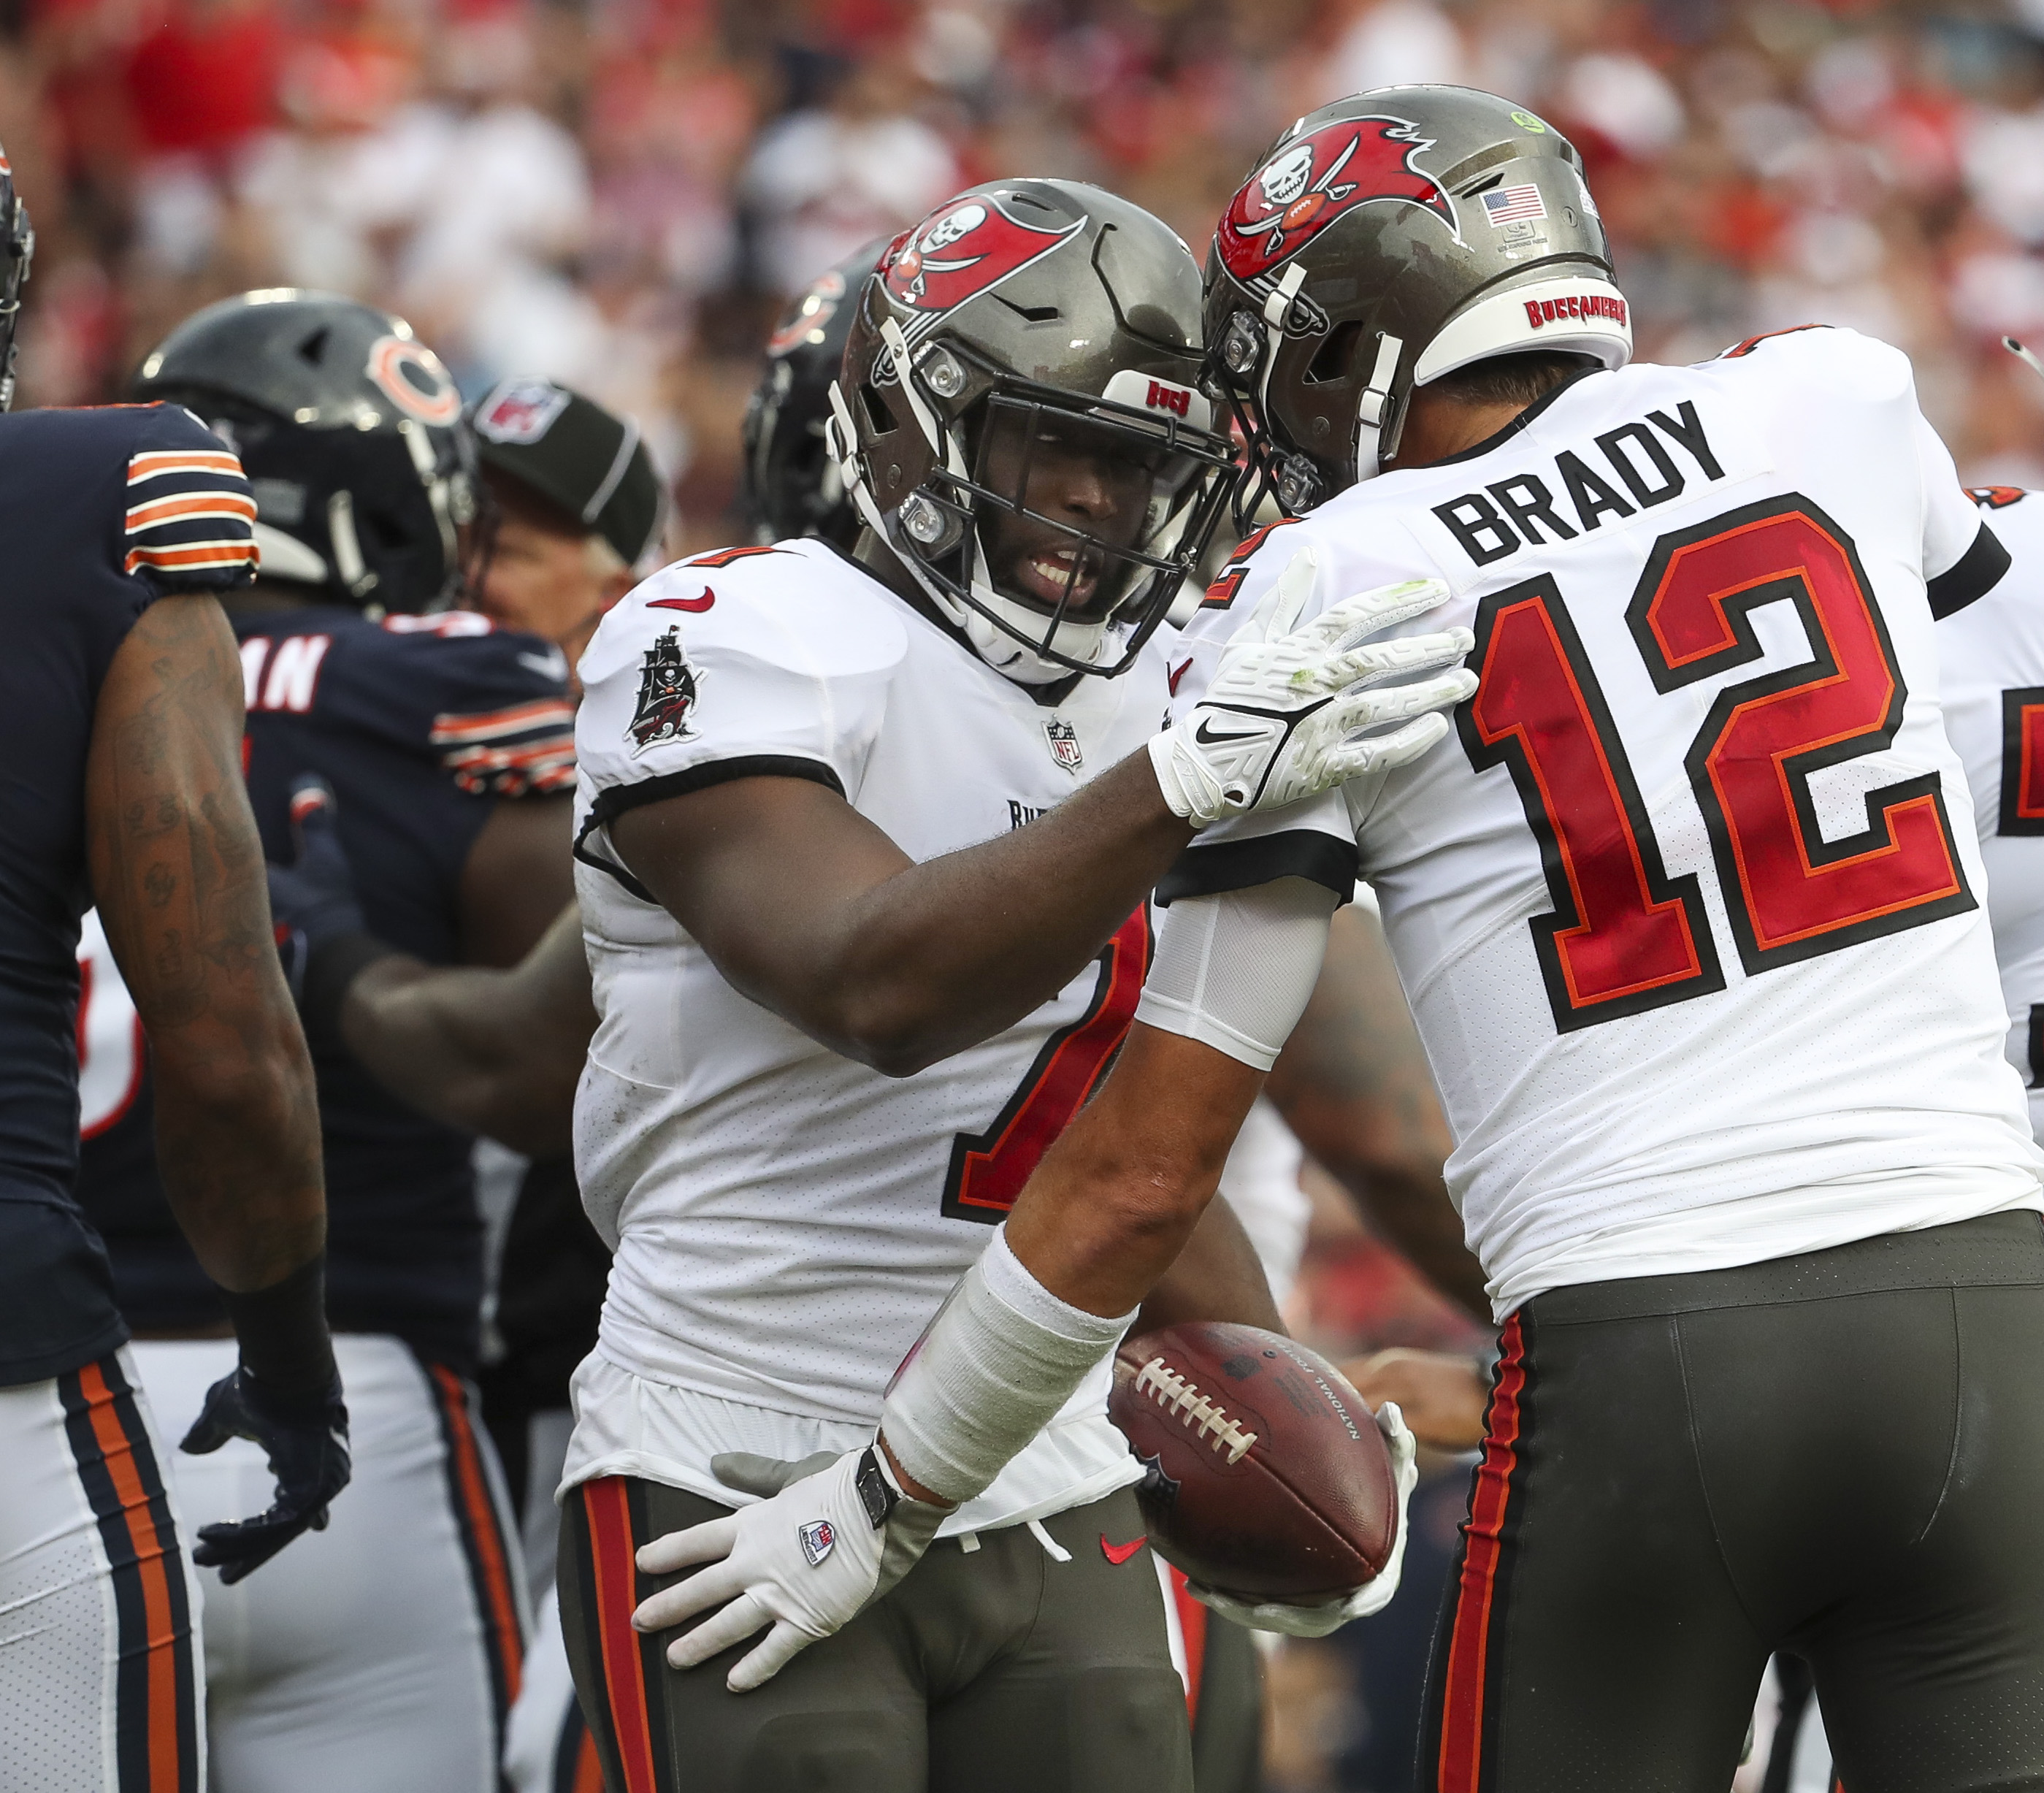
[884,195,1083,315]
[1217,118,1457,284]
[1044,717,1083,773]
[627,625,700,753]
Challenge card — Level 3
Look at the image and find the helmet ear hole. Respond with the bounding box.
[859,382,894,435]
[1306,321,1363,386]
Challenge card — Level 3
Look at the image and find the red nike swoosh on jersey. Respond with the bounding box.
[648,589,715,612]
[1101,1534,1147,1565]
[1168,659,1193,695]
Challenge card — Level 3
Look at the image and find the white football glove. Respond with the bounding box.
[1188,1401,1420,1637]
[1150,548,1476,826]
[631,1445,946,1691]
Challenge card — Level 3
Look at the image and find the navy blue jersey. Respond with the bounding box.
[75,606,574,1372]
[0,403,258,1387]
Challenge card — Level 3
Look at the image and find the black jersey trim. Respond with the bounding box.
[589,754,846,827]
[1929,521,2011,620]
[575,756,847,902]
[1154,830,1358,908]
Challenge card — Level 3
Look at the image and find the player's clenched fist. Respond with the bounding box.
[631,1445,946,1691]
[1149,546,1476,825]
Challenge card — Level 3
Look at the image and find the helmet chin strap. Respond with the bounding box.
[1352,331,1404,483]
[1257,264,1307,419]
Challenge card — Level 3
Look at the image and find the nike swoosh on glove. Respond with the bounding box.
[180,1369,352,1585]
[267,776,368,1000]
[1149,547,1477,825]
[1188,1402,1420,1636]
[629,1445,946,1692]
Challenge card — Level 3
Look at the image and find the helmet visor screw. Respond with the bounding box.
[1277,456,1320,514]
[901,493,947,543]
[923,351,965,399]
[1222,313,1263,376]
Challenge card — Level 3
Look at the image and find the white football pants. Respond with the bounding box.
[0,1347,207,1792]
[133,1334,528,1793]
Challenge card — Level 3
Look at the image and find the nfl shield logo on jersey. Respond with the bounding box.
[628,625,701,753]
[1044,718,1083,773]
[799,1519,835,1567]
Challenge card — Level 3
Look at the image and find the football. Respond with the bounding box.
[1109,1322,1398,1599]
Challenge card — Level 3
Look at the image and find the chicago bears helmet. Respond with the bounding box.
[132,291,479,612]
[1206,87,1631,520]
[741,240,889,551]
[0,145,31,413]
[829,180,1236,684]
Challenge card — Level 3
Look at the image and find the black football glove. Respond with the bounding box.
[180,1369,352,1585]
[267,776,367,1001]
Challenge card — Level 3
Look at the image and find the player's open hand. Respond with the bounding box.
[180,1367,351,1584]
[1189,1401,1420,1635]
[1150,546,1476,825]
[631,1443,946,1692]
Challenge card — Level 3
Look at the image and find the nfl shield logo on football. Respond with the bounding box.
[799,1519,835,1567]
[1044,718,1083,773]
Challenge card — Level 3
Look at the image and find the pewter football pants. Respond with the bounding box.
[1418,1209,2044,1793]
[559,1479,1193,1793]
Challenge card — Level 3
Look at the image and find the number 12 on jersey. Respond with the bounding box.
[1461,494,1975,1034]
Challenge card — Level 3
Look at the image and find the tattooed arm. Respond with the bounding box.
[1263,905,1490,1320]
[85,595,326,1292]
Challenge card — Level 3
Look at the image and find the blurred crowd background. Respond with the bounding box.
[7,0,2044,557]
[8,0,2037,1783]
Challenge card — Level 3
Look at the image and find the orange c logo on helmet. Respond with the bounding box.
[1218,118,1456,285]
[365,334,462,427]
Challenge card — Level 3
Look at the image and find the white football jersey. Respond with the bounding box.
[1174,327,2042,1318]
[1935,485,2044,1141]
[566,538,1168,1533]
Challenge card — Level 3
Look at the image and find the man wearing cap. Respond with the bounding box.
[469,378,667,687]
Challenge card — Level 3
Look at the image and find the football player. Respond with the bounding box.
[72,292,579,1792]
[0,155,346,1792]
[657,93,2044,1793]
[556,177,1472,1793]
[260,223,1463,1793]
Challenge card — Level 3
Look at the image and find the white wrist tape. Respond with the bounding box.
[1134,878,1339,1071]
[879,1226,1132,1505]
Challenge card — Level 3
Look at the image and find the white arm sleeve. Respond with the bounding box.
[879,1226,1132,1505]
[1135,876,1340,1071]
